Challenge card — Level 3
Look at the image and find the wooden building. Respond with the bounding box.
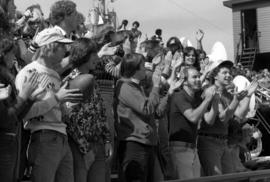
[223,0,270,70]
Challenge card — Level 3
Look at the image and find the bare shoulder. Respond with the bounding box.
[69,74,95,93]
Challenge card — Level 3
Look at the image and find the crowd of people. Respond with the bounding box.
[0,0,269,182]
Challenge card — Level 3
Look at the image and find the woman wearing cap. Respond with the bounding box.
[197,60,257,176]
[63,37,112,182]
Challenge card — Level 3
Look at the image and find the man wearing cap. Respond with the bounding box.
[15,28,83,182]
[197,59,256,176]
[25,0,79,74]
[169,66,219,180]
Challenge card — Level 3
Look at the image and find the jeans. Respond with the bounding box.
[28,130,74,182]
[118,141,156,182]
[69,138,109,182]
[170,142,201,180]
[0,133,18,182]
[197,136,234,176]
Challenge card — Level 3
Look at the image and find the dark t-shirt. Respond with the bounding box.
[199,92,232,135]
[169,89,202,144]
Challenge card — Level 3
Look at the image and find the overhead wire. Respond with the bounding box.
[167,0,231,37]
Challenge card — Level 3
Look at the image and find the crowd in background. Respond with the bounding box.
[0,0,269,182]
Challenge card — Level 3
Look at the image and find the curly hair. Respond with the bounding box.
[69,38,98,68]
[0,37,14,66]
[49,0,76,26]
[208,62,232,84]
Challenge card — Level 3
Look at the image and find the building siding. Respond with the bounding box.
[233,10,242,58]
[257,6,270,53]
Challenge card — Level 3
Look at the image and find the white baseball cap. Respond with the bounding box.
[34,27,73,47]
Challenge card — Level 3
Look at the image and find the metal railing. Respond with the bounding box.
[164,169,270,182]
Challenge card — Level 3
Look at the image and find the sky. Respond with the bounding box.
[14,0,234,60]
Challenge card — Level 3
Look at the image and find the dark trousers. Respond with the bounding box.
[0,133,18,182]
[28,130,74,182]
[157,117,177,180]
[118,141,156,182]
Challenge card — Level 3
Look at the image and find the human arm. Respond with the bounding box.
[196,29,204,50]
[204,91,220,125]
[15,10,32,30]
[119,80,160,116]
[234,81,258,120]
[219,89,248,123]
[180,86,215,124]
[105,57,122,78]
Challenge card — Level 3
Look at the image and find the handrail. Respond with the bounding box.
[164,169,270,182]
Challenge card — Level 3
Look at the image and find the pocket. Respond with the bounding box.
[39,133,59,144]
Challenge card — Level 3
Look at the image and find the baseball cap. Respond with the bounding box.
[34,27,73,47]
[206,59,234,74]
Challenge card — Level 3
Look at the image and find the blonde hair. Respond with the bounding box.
[32,42,63,61]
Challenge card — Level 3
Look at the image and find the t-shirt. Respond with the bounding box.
[15,61,65,134]
[169,88,202,144]
[199,92,232,135]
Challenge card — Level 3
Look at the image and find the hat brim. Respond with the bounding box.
[205,60,234,75]
[218,60,234,68]
[57,38,73,44]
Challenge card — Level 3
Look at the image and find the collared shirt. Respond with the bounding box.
[169,88,202,144]
[53,25,67,37]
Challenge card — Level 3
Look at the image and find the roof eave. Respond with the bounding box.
[223,1,233,8]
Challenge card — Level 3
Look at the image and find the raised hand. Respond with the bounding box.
[173,52,184,69]
[164,51,173,66]
[55,82,83,103]
[226,82,236,95]
[98,43,118,58]
[168,78,184,94]
[152,68,161,88]
[30,75,50,101]
[233,87,248,101]
[19,72,39,100]
[246,80,258,97]
[204,85,217,101]
[196,29,204,41]
[24,9,33,19]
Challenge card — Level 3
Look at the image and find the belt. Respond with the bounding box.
[199,133,228,140]
[32,129,66,137]
[0,132,16,137]
[169,141,196,149]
